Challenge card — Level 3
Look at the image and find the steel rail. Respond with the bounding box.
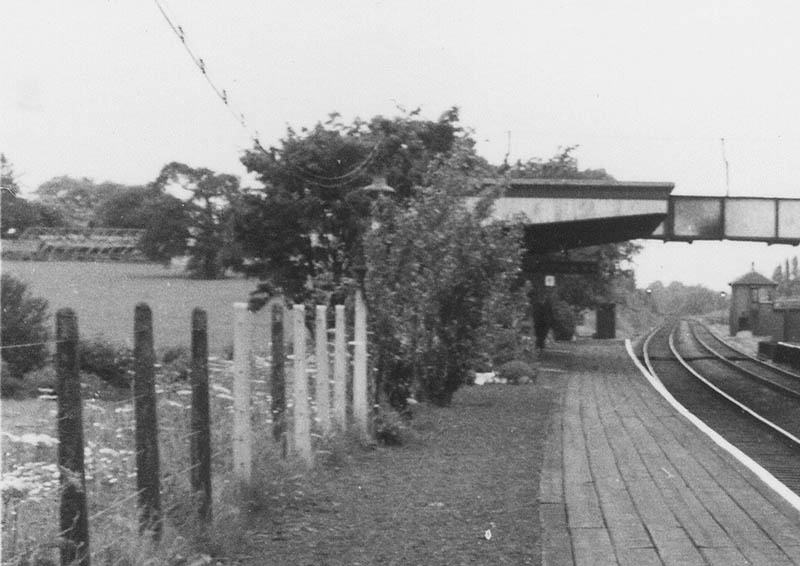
[693,319,800,381]
[665,324,800,447]
[641,323,666,377]
[687,321,800,400]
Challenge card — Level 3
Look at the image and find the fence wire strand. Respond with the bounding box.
[0,339,68,350]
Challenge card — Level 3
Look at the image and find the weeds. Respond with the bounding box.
[1,356,269,565]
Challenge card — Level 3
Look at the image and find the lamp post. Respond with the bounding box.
[361,174,396,198]
[352,174,395,439]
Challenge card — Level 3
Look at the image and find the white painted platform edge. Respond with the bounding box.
[624,339,800,513]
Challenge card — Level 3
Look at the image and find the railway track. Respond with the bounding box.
[642,319,800,496]
[689,321,800,395]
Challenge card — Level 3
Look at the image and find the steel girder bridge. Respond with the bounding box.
[476,178,800,255]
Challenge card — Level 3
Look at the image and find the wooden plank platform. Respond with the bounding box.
[538,341,800,565]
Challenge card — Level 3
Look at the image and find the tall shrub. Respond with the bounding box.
[364,162,524,407]
[1,274,50,378]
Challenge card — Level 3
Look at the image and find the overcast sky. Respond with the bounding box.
[2,1,799,290]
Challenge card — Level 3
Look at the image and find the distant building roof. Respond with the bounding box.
[729,271,777,287]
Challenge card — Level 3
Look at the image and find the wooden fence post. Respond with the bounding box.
[315,305,331,436]
[271,302,286,456]
[232,303,253,484]
[353,289,368,438]
[292,305,312,465]
[56,309,90,566]
[190,308,212,522]
[333,305,347,431]
[134,303,162,541]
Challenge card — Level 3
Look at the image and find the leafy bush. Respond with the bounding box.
[1,274,50,380]
[551,300,576,341]
[78,337,134,389]
[365,158,524,407]
[496,360,536,385]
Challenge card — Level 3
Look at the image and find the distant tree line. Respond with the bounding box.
[640,280,729,317]
[1,155,243,279]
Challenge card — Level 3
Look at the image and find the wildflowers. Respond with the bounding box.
[1,356,276,564]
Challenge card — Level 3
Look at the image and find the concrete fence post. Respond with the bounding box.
[315,305,331,436]
[333,304,347,432]
[232,303,253,484]
[292,305,312,465]
[353,289,369,438]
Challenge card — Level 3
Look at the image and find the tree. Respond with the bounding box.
[643,280,728,316]
[94,183,192,265]
[0,154,64,236]
[235,109,525,407]
[1,274,50,380]
[234,109,475,303]
[773,264,785,286]
[152,162,242,279]
[774,256,800,298]
[1,154,20,197]
[35,176,124,227]
[94,185,154,229]
[507,145,611,180]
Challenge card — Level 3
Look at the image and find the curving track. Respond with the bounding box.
[642,319,800,495]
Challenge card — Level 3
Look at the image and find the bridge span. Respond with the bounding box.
[478,179,800,253]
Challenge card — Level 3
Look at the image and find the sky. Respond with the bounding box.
[2,1,799,291]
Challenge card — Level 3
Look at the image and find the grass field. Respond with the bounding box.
[3,261,264,354]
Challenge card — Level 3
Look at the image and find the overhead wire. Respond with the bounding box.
[152,0,378,189]
[153,0,248,134]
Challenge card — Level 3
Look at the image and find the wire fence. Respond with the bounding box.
[1,304,260,565]
[0,339,68,350]
[2,297,369,565]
